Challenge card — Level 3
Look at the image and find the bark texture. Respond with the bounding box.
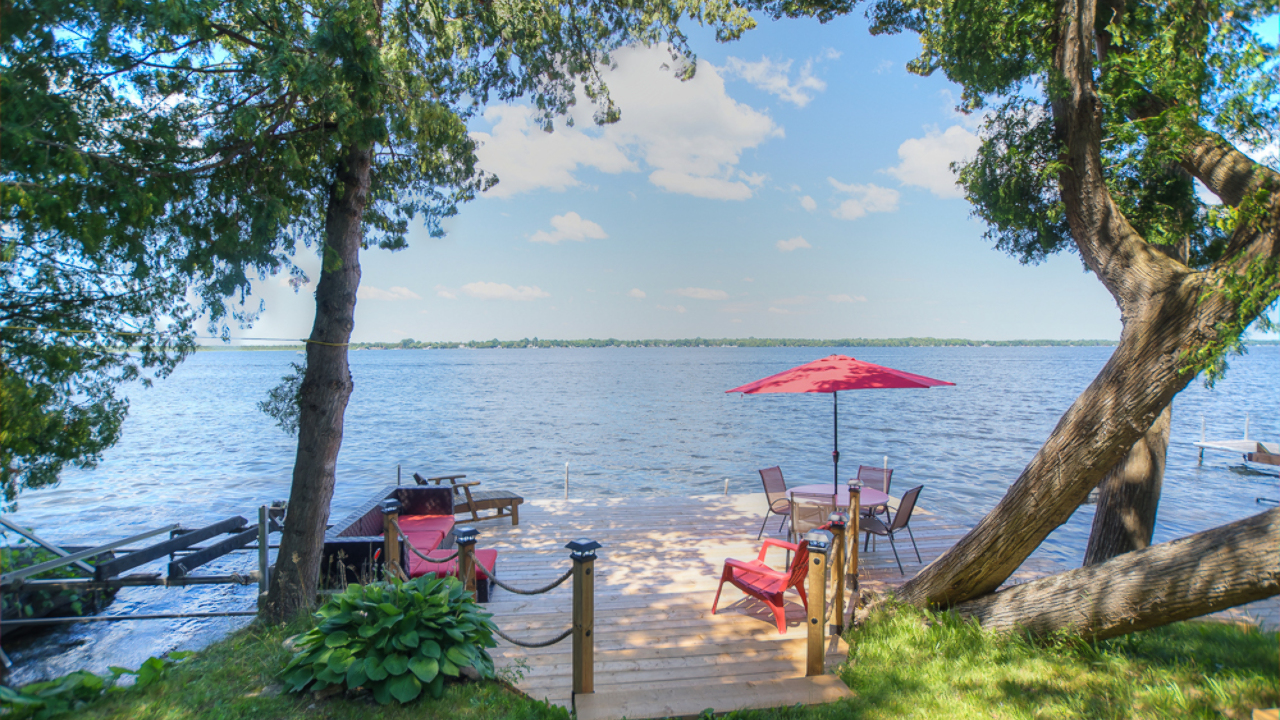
[897,0,1280,610]
[954,508,1280,640]
[263,144,370,623]
[1083,405,1170,566]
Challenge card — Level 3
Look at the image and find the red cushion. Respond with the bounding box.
[399,514,455,537]
[403,530,445,556]
[409,548,497,580]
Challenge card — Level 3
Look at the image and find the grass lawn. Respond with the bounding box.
[10,604,1277,719]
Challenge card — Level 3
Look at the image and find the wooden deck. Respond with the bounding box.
[464,493,1030,715]
[465,492,1278,718]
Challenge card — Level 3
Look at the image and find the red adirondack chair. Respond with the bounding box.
[711,537,811,634]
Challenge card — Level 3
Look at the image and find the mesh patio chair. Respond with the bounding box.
[756,466,792,540]
[856,465,893,519]
[862,485,922,575]
[788,491,837,546]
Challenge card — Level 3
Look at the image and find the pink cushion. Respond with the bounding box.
[409,548,497,580]
[399,514,455,536]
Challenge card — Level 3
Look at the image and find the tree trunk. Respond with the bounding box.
[897,0,1279,609]
[263,144,370,623]
[1083,405,1170,565]
[953,508,1280,640]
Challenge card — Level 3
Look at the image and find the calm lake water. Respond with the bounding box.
[4,345,1277,681]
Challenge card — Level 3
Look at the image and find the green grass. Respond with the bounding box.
[838,604,1278,720]
[14,604,1278,720]
[70,617,569,720]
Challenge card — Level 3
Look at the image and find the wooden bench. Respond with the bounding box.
[414,473,524,526]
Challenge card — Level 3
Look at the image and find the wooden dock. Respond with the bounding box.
[466,492,1278,718]
[467,492,1050,717]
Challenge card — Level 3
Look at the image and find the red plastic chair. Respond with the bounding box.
[711,538,811,634]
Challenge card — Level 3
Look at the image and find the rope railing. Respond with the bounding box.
[492,624,575,648]
[487,565,574,596]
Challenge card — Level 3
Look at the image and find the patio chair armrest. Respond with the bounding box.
[723,558,775,579]
[758,537,799,561]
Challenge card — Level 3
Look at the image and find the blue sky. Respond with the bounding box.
[234,12,1279,344]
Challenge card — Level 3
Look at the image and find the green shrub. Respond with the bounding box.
[282,574,497,705]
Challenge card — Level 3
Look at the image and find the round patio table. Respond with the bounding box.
[788,483,889,510]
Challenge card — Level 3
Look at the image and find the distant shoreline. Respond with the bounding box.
[193,336,1280,351]
[197,336,1111,351]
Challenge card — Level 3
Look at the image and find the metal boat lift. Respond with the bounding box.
[0,503,284,671]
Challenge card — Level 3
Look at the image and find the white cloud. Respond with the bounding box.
[773,295,814,305]
[671,287,729,300]
[739,171,767,187]
[358,285,421,301]
[722,56,828,107]
[799,195,817,211]
[628,288,646,299]
[828,294,866,303]
[529,212,608,244]
[657,304,688,313]
[875,60,895,75]
[461,282,550,301]
[471,106,634,198]
[472,45,780,201]
[776,236,812,252]
[435,285,457,300]
[884,125,982,198]
[768,307,797,315]
[828,178,900,219]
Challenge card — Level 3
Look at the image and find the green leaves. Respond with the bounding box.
[0,655,191,719]
[280,574,497,705]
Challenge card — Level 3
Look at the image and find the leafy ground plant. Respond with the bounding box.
[282,574,497,705]
[0,653,191,719]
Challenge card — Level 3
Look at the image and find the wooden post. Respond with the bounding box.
[257,505,269,609]
[380,499,402,580]
[848,483,861,593]
[567,538,601,701]
[828,512,848,635]
[455,526,478,596]
[805,529,832,677]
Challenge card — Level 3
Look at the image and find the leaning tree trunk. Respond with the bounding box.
[263,144,370,623]
[1083,405,1170,565]
[898,0,1280,609]
[954,508,1280,640]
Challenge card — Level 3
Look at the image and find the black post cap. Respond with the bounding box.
[565,538,602,558]
[804,529,834,553]
[827,511,848,528]
[380,499,401,515]
[455,526,479,545]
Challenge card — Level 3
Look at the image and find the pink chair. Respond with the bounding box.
[712,538,811,634]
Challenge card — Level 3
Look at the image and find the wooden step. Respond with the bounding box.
[573,674,854,720]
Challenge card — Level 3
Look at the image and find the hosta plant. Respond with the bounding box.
[282,574,497,704]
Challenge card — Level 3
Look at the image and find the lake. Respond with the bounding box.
[4,345,1277,681]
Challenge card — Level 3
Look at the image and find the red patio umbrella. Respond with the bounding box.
[726,355,954,494]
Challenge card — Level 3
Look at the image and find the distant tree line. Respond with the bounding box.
[348,337,1125,350]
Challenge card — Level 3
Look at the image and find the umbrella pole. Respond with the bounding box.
[833,391,839,494]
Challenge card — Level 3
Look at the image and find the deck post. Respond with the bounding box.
[847,481,861,590]
[828,512,848,635]
[456,526,478,596]
[567,538,602,701]
[805,529,833,677]
[257,505,269,609]
[380,500,402,581]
